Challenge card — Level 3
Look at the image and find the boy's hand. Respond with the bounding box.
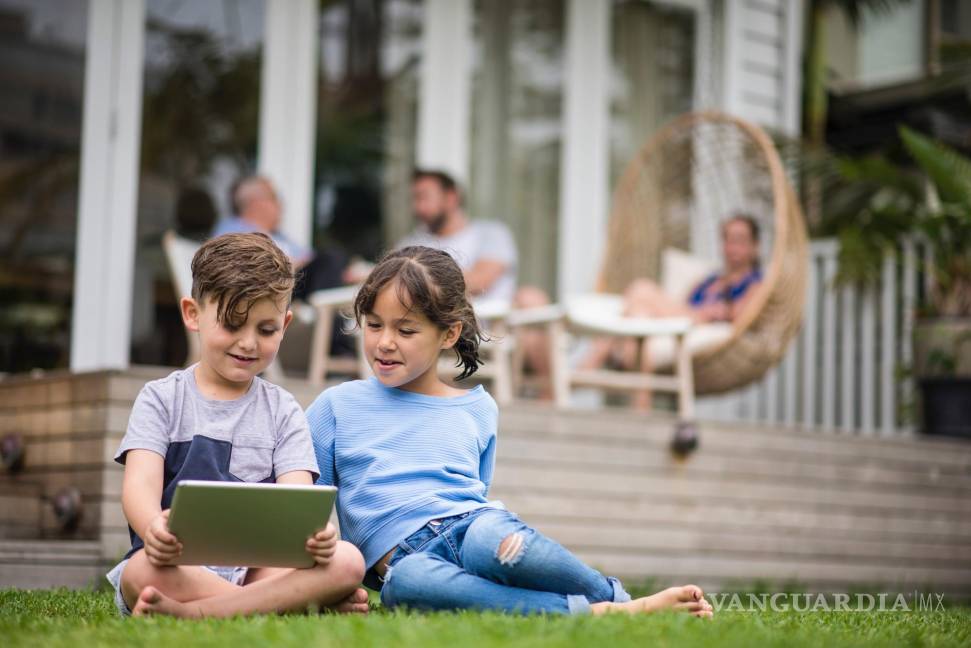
[143,509,182,567]
[306,523,338,566]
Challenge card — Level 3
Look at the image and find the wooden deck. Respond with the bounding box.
[1,368,970,596]
[491,405,971,598]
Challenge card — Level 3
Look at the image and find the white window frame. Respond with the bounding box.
[416,0,473,181]
[557,0,713,298]
[259,0,319,248]
[71,0,146,372]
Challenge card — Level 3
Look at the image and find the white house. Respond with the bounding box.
[0,0,805,375]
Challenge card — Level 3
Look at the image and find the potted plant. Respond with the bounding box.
[826,126,971,437]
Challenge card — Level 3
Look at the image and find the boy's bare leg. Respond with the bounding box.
[591,584,713,618]
[132,541,365,618]
[246,566,369,614]
[121,548,240,611]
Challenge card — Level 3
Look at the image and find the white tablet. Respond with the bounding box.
[167,480,337,568]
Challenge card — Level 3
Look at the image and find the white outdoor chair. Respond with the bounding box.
[161,231,202,366]
[507,301,697,427]
[306,285,366,385]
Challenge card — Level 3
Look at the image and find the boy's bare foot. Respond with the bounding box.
[591,585,713,618]
[132,586,201,618]
[326,588,370,615]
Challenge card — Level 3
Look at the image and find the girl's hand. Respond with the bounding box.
[306,523,338,566]
[143,509,182,567]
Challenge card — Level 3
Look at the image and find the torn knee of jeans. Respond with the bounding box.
[496,531,528,566]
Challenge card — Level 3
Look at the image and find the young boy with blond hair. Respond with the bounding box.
[106,233,368,618]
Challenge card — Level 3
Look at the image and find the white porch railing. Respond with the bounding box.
[696,238,929,436]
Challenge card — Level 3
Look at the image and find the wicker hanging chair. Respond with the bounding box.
[602,111,808,394]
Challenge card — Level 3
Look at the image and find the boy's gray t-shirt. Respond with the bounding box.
[115,365,319,557]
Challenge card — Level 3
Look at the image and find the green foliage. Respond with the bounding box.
[815,127,971,317]
[1,589,970,648]
[140,18,261,184]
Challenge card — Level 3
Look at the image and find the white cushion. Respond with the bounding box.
[661,247,719,303]
[565,293,692,336]
[646,323,734,369]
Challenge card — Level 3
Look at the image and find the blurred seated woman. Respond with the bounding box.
[580,214,763,405]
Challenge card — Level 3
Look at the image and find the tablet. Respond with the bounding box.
[167,480,337,568]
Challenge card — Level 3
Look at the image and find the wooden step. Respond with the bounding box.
[491,489,971,543]
[519,518,971,569]
[497,435,971,495]
[572,550,971,591]
[501,406,971,470]
[493,462,971,517]
[0,539,106,589]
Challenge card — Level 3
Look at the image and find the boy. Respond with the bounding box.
[106,233,367,618]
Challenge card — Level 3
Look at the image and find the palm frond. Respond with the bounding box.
[898,125,971,206]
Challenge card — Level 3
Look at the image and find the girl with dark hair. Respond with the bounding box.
[306,246,713,617]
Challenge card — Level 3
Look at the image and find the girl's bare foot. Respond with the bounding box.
[132,586,201,618]
[591,585,713,618]
[327,587,370,614]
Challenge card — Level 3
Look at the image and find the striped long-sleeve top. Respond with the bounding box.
[307,378,502,570]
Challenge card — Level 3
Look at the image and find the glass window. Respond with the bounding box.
[313,0,423,262]
[609,0,695,188]
[130,0,265,366]
[468,0,564,296]
[824,0,927,90]
[0,0,88,374]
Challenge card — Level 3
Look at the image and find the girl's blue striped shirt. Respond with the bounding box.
[307,377,502,570]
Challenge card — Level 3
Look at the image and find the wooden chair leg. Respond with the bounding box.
[263,358,285,383]
[510,330,526,397]
[633,336,653,411]
[670,332,699,456]
[490,321,513,405]
[308,305,334,386]
[356,330,370,378]
[549,319,570,406]
[675,332,695,421]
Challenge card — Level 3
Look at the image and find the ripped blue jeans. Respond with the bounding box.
[379,507,630,614]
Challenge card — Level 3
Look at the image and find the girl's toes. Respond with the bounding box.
[682,584,704,601]
[675,600,706,612]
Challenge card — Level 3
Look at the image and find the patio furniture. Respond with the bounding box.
[306,285,366,385]
[161,231,202,366]
[530,111,808,452]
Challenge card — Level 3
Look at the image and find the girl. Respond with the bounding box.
[307,246,713,617]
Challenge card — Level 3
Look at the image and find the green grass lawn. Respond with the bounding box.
[2,588,969,648]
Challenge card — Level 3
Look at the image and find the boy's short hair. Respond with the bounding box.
[191,233,295,327]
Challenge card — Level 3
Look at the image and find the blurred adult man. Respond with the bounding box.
[398,169,518,304]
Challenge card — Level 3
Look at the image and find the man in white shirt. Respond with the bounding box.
[397,170,518,304]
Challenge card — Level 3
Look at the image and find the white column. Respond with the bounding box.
[557,0,610,299]
[781,0,805,136]
[720,0,743,114]
[416,0,472,182]
[259,0,319,248]
[70,0,145,372]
